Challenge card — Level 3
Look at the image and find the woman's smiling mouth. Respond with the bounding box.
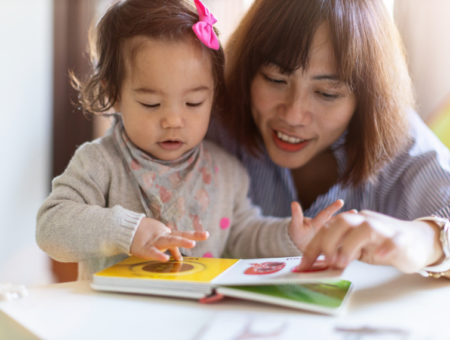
[272,130,309,152]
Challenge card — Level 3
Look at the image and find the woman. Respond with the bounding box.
[208,0,450,276]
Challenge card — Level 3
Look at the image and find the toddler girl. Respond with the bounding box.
[36,0,342,280]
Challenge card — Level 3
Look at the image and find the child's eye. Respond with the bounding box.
[262,74,287,85]
[140,102,160,108]
[186,102,203,107]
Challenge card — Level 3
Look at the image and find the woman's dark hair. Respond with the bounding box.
[71,0,225,117]
[224,0,414,187]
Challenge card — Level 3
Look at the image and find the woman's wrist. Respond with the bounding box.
[420,220,445,267]
[413,216,450,277]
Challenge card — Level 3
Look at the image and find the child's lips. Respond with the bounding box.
[158,140,184,151]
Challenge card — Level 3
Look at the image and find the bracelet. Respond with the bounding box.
[415,215,450,278]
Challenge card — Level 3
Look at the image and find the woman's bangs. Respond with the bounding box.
[259,31,316,75]
[248,0,323,74]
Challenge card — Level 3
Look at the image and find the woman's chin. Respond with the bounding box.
[266,146,312,169]
[264,137,313,169]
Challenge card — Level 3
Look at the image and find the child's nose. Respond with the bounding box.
[161,110,184,129]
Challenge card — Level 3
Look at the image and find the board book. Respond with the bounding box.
[92,256,352,315]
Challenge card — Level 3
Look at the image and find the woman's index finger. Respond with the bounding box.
[296,228,326,271]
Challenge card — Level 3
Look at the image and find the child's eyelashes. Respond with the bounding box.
[138,102,204,109]
[140,102,160,109]
[186,102,204,108]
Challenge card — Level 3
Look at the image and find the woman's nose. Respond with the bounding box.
[161,109,184,129]
[279,91,312,126]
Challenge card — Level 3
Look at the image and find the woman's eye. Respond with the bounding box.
[317,92,340,100]
[263,74,287,85]
[140,102,160,108]
[187,102,203,107]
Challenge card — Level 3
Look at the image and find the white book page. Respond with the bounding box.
[211,256,343,286]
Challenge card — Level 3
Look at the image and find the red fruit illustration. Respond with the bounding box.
[244,262,286,275]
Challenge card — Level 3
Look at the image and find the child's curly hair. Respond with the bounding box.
[71,0,225,116]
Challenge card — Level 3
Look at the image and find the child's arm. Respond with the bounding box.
[36,143,143,262]
[36,142,207,263]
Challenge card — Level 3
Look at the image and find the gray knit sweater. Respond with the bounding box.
[36,135,300,279]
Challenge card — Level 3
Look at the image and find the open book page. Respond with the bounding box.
[216,280,353,315]
[94,256,238,284]
[211,257,343,286]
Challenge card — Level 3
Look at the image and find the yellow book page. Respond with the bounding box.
[94,256,239,284]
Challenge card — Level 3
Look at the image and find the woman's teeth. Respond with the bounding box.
[277,131,304,144]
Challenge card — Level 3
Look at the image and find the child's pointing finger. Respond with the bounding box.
[156,236,197,249]
[172,230,209,241]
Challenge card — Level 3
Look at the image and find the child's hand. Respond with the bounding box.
[130,217,209,262]
[288,199,344,252]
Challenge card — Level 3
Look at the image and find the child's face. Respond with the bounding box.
[115,37,214,161]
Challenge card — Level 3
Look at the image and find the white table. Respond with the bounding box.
[1,261,450,340]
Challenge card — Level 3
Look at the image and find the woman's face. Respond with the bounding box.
[250,23,356,169]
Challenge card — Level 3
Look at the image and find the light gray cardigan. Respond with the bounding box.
[36,134,300,279]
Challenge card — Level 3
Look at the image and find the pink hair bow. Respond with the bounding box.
[192,0,219,50]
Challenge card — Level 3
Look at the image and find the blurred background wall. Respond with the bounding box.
[0,0,54,285]
[395,0,450,120]
[0,0,449,286]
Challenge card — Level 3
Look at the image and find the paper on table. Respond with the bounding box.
[195,312,341,340]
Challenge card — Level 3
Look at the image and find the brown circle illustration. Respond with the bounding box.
[130,260,205,277]
[142,262,195,273]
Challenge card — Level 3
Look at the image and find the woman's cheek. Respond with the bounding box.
[251,82,279,119]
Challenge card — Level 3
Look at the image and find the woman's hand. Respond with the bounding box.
[297,210,444,273]
[130,217,209,262]
[289,199,344,252]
